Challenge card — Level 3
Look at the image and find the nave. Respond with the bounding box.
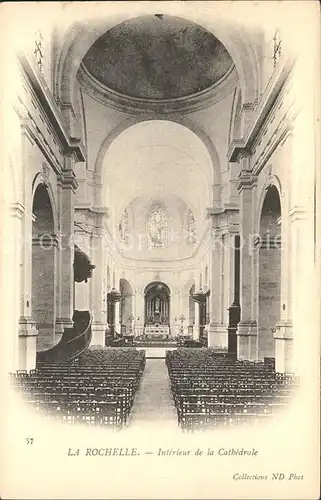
[127,359,177,428]
[10,346,299,432]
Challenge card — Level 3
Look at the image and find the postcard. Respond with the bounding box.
[0,1,320,499]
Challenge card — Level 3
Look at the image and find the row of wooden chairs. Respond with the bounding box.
[166,349,299,431]
[10,348,146,428]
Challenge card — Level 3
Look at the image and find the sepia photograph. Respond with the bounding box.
[0,1,320,499]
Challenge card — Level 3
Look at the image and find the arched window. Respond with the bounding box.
[148,210,168,248]
[119,209,128,243]
[34,30,44,73]
[273,29,282,67]
[187,209,196,244]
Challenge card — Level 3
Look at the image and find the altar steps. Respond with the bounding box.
[136,346,177,359]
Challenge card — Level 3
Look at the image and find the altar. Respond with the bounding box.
[144,324,170,340]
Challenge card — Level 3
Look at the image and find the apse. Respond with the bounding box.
[101,120,214,230]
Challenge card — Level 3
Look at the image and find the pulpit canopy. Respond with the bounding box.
[74,245,95,283]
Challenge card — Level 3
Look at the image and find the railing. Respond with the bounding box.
[36,310,92,364]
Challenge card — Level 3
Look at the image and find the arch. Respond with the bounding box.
[94,114,221,190]
[32,183,57,352]
[144,281,171,326]
[257,184,282,361]
[144,281,171,296]
[54,12,261,120]
[32,184,55,235]
[183,278,195,295]
[32,171,58,234]
[256,173,283,235]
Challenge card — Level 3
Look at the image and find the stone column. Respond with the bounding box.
[193,302,200,340]
[237,169,258,360]
[115,300,121,334]
[90,233,106,345]
[55,165,78,334]
[170,286,179,337]
[288,210,313,376]
[273,191,293,372]
[134,289,144,336]
[4,203,24,372]
[224,230,237,322]
[18,197,38,371]
[32,235,57,351]
[208,227,226,348]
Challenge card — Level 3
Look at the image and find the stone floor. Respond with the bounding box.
[128,359,177,427]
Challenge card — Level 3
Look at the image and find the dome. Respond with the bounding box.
[82,14,234,100]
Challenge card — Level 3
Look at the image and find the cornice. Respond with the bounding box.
[206,203,239,218]
[18,54,86,163]
[9,202,25,219]
[20,116,62,173]
[228,58,294,163]
[251,114,295,178]
[78,62,238,115]
[75,205,109,217]
[207,204,239,235]
[57,170,78,192]
[289,206,309,222]
[237,170,258,191]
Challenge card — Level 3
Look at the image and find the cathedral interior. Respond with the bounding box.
[2,3,319,432]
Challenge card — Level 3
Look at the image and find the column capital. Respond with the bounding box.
[227,139,251,163]
[207,206,239,236]
[57,169,78,192]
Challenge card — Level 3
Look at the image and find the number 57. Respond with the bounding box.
[26,438,34,445]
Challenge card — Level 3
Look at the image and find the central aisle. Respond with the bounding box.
[128,359,178,427]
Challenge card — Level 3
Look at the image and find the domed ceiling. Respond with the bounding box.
[82,14,233,100]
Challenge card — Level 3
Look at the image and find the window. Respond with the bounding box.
[187,209,196,244]
[273,29,282,67]
[119,209,128,243]
[34,30,44,73]
[148,210,168,248]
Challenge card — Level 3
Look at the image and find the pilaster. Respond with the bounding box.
[237,169,258,360]
[273,320,294,373]
[193,302,200,340]
[206,206,239,350]
[237,320,258,360]
[56,164,78,330]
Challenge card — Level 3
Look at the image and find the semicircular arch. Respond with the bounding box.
[256,173,283,235]
[95,115,220,204]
